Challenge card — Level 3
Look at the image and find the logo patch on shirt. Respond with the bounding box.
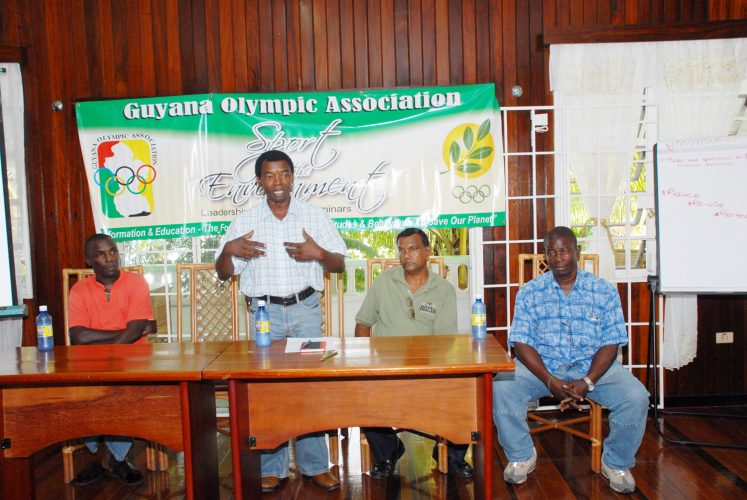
[419,302,437,315]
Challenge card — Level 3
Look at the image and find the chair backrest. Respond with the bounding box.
[517,253,599,286]
[62,265,145,345]
[175,263,240,342]
[366,257,446,287]
[321,271,345,338]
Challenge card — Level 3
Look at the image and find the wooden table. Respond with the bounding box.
[203,334,514,499]
[0,342,230,499]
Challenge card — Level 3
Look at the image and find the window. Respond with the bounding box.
[561,93,657,280]
[119,236,220,342]
[0,63,32,301]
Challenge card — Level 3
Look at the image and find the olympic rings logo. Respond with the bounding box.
[93,164,157,197]
[452,185,491,204]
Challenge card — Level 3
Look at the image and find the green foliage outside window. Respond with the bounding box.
[569,150,649,269]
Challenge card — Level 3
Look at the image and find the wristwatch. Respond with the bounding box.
[583,376,595,392]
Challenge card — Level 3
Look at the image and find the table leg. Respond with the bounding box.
[0,389,33,498]
[0,455,33,499]
[472,373,494,500]
[229,380,262,499]
[483,373,494,499]
[181,381,219,500]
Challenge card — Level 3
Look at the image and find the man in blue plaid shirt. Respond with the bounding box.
[493,226,649,494]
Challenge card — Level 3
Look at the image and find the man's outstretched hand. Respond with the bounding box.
[284,229,324,262]
[225,230,267,260]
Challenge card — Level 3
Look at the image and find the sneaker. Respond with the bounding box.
[601,461,636,494]
[503,447,536,484]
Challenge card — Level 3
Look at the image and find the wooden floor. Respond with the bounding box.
[33,406,747,499]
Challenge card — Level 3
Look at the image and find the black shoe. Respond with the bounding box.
[432,446,474,478]
[370,439,406,479]
[449,459,474,478]
[108,458,143,486]
[71,461,105,487]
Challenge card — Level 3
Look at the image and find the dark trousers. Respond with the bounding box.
[363,427,469,463]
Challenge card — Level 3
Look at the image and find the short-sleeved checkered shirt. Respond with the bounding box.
[216,197,347,297]
[508,269,628,373]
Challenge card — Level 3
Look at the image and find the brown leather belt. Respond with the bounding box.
[249,286,315,307]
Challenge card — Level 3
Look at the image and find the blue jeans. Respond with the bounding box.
[492,359,649,470]
[83,437,132,462]
[249,292,329,478]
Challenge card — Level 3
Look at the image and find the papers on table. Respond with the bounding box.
[285,337,339,353]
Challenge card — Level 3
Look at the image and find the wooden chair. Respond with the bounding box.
[175,263,241,436]
[175,263,240,343]
[517,253,603,473]
[61,266,167,483]
[366,257,446,288]
[322,271,345,463]
[360,257,450,474]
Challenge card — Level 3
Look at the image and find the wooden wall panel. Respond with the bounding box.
[367,0,383,87]
[380,0,397,86]
[421,0,436,84]
[474,0,490,83]
[326,0,343,88]
[299,0,313,87]
[394,0,410,85]
[0,0,746,397]
[339,1,356,88]
[447,0,463,83]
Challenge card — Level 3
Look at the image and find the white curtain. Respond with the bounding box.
[551,38,747,368]
[555,92,641,281]
[655,39,747,369]
[551,43,655,281]
[0,63,31,300]
[0,63,27,349]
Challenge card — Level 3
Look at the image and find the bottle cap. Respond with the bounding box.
[258,300,266,307]
[39,305,48,312]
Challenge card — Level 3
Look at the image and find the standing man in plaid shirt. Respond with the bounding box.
[216,149,347,494]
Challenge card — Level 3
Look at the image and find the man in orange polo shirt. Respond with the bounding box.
[67,233,156,486]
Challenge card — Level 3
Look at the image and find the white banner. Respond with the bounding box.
[75,84,505,240]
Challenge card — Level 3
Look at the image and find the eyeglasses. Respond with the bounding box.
[406,297,415,319]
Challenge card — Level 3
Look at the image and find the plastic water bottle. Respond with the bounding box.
[471,298,487,340]
[255,300,271,347]
[36,305,55,351]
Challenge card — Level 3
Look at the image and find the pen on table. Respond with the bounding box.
[320,350,338,362]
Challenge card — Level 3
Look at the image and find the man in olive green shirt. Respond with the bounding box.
[355,228,472,479]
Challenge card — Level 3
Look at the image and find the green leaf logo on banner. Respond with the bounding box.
[443,119,495,178]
